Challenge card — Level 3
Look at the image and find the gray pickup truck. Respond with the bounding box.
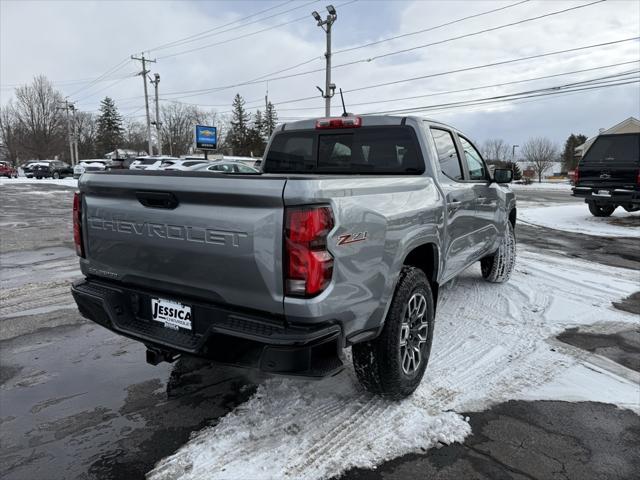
[71,115,516,399]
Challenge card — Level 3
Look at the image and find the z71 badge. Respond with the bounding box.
[337,232,368,246]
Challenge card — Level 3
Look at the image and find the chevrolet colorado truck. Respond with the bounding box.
[572,132,640,216]
[71,115,516,399]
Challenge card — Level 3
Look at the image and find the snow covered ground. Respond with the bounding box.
[510,182,573,192]
[148,248,639,480]
[0,177,78,187]
[519,204,640,237]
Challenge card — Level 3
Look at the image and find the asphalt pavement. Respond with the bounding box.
[1,182,638,480]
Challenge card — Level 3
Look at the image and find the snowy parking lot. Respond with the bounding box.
[1,180,639,480]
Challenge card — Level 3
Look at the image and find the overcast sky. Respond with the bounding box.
[2,0,639,149]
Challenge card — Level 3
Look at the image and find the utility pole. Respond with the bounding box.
[150,73,162,155]
[512,144,519,161]
[312,5,337,116]
[58,100,75,165]
[71,104,79,165]
[131,53,156,155]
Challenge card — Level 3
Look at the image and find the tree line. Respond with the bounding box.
[0,75,278,163]
[481,134,586,183]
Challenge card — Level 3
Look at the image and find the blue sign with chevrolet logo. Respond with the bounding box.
[195,125,217,150]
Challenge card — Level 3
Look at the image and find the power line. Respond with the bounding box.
[273,61,640,112]
[333,0,530,55]
[156,0,359,60]
[148,1,314,53]
[240,37,639,109]
[206,0,530,98]
[66,58,132,98]
[72,72,138,104]
[158,0,609,99]
[364,77,639,116]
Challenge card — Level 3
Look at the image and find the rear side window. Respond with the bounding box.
[430,128,463,180]
[264,126,423,174]
[582,133,640,165]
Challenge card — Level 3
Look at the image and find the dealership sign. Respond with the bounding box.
[195,125,217,150]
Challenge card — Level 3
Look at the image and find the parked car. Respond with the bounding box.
[74,160,109,179]
[129,156,180,171]
[160,159,210,171]
[71,115,516,400]
[21,160,47,178]
[192,160,260,174]
[0,161,17,178]
[31,160,73,179]
[572,132,640,216]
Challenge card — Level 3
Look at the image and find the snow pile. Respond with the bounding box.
[149,377,470,480]
[148,249,639,480]
[519,204,639,237]
[0,177,77,187]
[510,182,572,192]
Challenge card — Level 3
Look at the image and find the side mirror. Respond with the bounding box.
[493,168,513,184]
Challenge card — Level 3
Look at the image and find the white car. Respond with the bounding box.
[129,156,179,170]
[161,159,211,171]
[73,160,109,178]
[192,161,260,174]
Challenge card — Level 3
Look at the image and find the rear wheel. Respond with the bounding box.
[588,202,616,217]
[481,222,516,283]
[352,266,434,400]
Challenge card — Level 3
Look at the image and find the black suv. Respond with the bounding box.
[573,133,640,216]
[32,161,73,179]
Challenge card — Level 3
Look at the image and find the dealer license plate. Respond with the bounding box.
[151,298,192,331]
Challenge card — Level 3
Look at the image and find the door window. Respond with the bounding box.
[459,136,487,180]
[430,128,463,180]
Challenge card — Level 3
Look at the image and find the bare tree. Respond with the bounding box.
[521,137,557,183]
[75,112,98,160]
[481,138,511,163]
[122,120,148,154]
[12,76,66,160]
[0,102,23,164]
[160,103,217,156]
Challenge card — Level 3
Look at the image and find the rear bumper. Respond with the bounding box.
[71,278,344,377]
[572,186,640,205]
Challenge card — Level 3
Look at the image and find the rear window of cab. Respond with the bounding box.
[264,126,424,174]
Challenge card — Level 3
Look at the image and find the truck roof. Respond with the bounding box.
[279,115,458,133]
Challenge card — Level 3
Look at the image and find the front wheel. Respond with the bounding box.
[588,202,616,217]
[52,171,60,179]
[481,222,516,283]
[352,266,435,400]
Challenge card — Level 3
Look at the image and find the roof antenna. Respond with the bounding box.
[339,88,349,117]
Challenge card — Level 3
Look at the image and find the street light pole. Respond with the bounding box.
[312,5,337,117]
[512,144,519,161]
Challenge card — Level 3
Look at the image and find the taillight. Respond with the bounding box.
[73,192,85,257]
[574,167,580,184]
[636,168,640,186]
[315,116,362,129]
[285,205,334,297]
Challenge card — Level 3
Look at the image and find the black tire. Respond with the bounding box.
[52,171,60,179]
[481,222,516,283]
[588,202,616,217]
[352,266,435,400]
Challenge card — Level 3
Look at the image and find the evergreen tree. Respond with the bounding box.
[264,101,278,138]
[96,97,123,155]
[254,109,265,140]
[561,133,587,172]
[226,93,251,155]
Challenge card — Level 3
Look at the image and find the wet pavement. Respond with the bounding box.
[340,400,640,480]
[1,182,638,480]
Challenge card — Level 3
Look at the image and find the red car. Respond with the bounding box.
[0,161,17,178]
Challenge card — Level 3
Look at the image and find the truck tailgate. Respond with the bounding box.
[79,172,286,315]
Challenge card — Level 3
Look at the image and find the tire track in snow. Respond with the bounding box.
[148,249,640,480]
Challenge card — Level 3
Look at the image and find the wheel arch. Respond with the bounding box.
[402,242,440,312]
